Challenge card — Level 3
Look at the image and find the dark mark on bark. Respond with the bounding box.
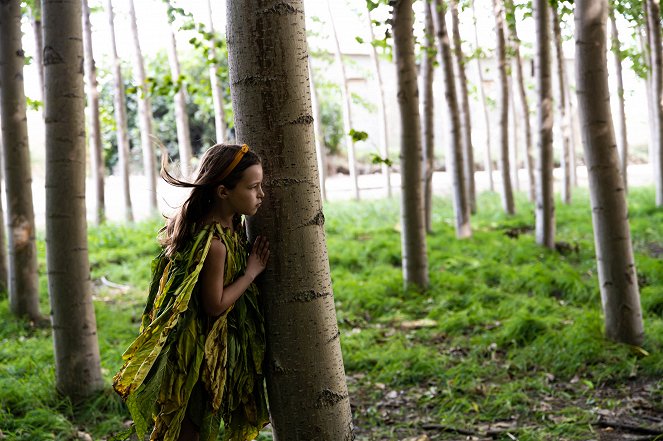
[259,2,304,15]
[232,74,279,87]
[315,389,348,409]
[327,330,341,343]
[284,290,332,304]
[267,177,308,187]
[43,46,64,65]
[299,210,325,228]
[286,114,314,125]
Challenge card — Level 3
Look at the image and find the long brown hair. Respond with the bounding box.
[159,144,261,257]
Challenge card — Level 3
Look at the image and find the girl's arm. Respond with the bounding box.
[199,236,269,317]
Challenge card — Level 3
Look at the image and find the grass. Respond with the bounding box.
[1,186,662,440]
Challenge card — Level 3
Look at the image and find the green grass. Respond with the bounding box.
[1,187,662,440]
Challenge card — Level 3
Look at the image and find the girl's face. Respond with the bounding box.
[225,164,265,216]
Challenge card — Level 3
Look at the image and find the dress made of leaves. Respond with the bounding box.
[113,222,269,441]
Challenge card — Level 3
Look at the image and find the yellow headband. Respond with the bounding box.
[218,144,250,182]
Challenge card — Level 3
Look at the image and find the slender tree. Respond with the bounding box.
[366,5,392,197]
[646,0,663,206]
[309,62,328,202]
[392,0,430,286]
[551,5,572,204]
[327,0,359,200]
[575,0,644,345]
[0,140,9,293]
[610,8,629,190]
[128,0,158,214]
[82,0,105,225]
[0,0,41,321]
[422,0,436,233]
[450,0,476,213]
[166,4,193,175]
[43,0,104,399]
[227,0,353,437]
[470,0,494,191]
[207,0,227,143]
[533,0,555,248]
[29,0,45,103]
[492,0,515,214]
[107,0,134,222]
[508,73,520,192]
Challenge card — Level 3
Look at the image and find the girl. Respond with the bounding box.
[113,144,270,441]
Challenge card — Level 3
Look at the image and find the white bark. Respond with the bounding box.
[309,63,328,202]
[207,0,227,143]
[422,1,435,233]
[610,10,628,190]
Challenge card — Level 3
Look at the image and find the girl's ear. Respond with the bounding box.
[216,185,230,199]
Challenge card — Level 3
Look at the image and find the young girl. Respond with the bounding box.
[113,144,270,441]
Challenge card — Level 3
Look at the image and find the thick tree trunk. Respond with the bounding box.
[575,0,644,346]
[0,0,41,321]
[309,63,328,202]
[551,6,572,205]
[82,0,105,225]
[366,7,392,198]
[0,140,9,293]
[31,1,45,103]
[610,10,628,190]
[432,0,471,238]
[166,16,193,175]
[492,0,515,214]
[392,0,430,286]
[533,0,555,248]
[451,0,476,214]
[227,1,353,438]
[43,0,104,399]
[327,0,359,200]
[506,1,535,201]
[422,1,435,233]
[107,0,134,222]
[470,0,494,191]
[128,0,157,214]
[646,0,663,206]
[207,0,227,143]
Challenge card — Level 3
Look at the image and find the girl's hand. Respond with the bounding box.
[246,235,269,280]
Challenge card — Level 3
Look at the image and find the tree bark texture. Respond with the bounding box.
[31,1,45,104]
[107,0,134,222]
[492,0,515,214]
[450,0,476,214]
[422,1,435,234]
[551,6,572,205]
[327,0,359,200]
[393,0,430,285]
[43,0,105,398]
[509,72,520,192]
[646,0,663,206]
[309,63,328,202]
[0,0,41,320]
[207,0,227,143]
[166,20,193,175]
[128,0,157,214]
[533,0,555,248]
[575,0,644,346]
[226,1,353,438]
[432,0,471,238]
[610,9,629,191]
[82,0,105,225]
[366,7,392,198]
[470,0,493,191]
[0,139,9,293]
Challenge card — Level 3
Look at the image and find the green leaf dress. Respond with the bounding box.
[113,222,269,441]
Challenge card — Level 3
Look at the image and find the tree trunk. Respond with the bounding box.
[432,0,471,238]
[366,7,392,198]
[470,0,493,191]
[166,15,193,176]
[82,0,105,225]
[575,0,644,346]
[43,0,104,399]
[506,0,535,201]
[533,0,555,248]
[610,9,628,191]
[128,0,157,214]
[30,1,45,104]
[640,22,656,183]
[422,0,435,234]
[309,62,328,202]
[327,0,359,200]
[492,0,515,214]
[646,0,663,206]
[0,0,41,321]
[509,72,520,192]
[567,74,580,188]
[551,6,572,205]
[450,0,476,214]
[207,0,227,143]
[392,0,430,286]
[0,139,9,293]
[226,1,353,438]
[107,0,134,222]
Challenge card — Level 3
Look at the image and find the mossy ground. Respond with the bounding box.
[1,187,661,440]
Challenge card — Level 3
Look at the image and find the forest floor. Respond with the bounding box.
[1,186,662,440]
